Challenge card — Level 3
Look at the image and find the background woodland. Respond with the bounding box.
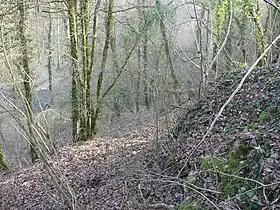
[0,0,279,186]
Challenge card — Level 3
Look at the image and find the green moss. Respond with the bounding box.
[201,144,263,208]
[239,62,248,69]
[0,144,8,170]
[201,155,226,171]
[229,144,249,162]
[178,199,202,210]
[247,123,259,130]
[193,179,204,188]
[269,106,280,118]
[258,106,280,124]
[213,0,229,43]
[259,112,270,123]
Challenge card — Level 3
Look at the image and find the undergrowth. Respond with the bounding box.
[200,144,265,209]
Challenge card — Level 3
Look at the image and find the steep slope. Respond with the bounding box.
[151,65,280,209]
[0,65,279,210]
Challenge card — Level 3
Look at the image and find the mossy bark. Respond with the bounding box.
[156,0,180,104]
[68,0,79,142]
[18,0,38,162]
[92,0,115,135]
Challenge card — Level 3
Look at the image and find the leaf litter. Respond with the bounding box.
[0,65,280,209]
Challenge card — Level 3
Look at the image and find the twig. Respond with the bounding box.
[263,0,280,12]
[228,181,280,201]
[143,177,220,209]
[134,172,221,209]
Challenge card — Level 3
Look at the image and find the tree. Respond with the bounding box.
[67,0,138,141]
[156,0,180,104]
[18,0,39,162]
[68,0,79,142]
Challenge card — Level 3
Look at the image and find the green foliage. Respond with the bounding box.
[201,155,225,170]
[259,106,280,124]
[268,106,280,119]
[259,112,270,123]
[178,199,202,210]
[0,144,8,170]
[213,0,229,43]
[201,144,265,209]
[247,123,259,130]
[244,0,266,63]
[238,62,248,69]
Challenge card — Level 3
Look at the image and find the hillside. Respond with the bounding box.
[0,65,280,209]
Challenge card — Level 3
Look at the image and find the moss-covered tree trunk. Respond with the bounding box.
[244,0,266,66]
[156,0,180,105]
[236,17,247,64]
[88,0,101,137]
[110,17,121,117]
[91,0,115,135]
[68,0,79,142]
[80,0,90,141]
[18,0,38,162]
[212,0,228,78]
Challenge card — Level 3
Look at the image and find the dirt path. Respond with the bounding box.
[0,110,176,210]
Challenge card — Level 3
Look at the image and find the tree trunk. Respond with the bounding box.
[156,0,180,105]
[80,0,90,141]
[136,45,141,112]
[68,0,79,142]
[92,0,115,135]
[18,0,38,162]
[143,30,149,109]
[47,15,53,92]
[88,0,102,137]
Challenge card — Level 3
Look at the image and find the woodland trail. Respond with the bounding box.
[0,110,177,210]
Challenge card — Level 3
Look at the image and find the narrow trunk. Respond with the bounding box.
[92,0,114,134]
[245,0,266,66]
[110,18,121,116]
[18,0,38,162]
[136,45,141,112]
[47,15,53,92]
[156,0,179,104]
[56,15,60,70]
[143,31,149,109]
[88,0,102,136]
[271,5,280,64]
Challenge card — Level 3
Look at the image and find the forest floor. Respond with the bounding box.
[1,65,280,210]
[0,109,179,210]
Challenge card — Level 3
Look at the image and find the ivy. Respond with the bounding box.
[213,0,229,44]
[201,144,265,208]
[244,0,266,64]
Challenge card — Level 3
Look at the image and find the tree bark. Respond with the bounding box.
[68,0,79,142]
[92,0,115,135]
[18,0,38,162]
